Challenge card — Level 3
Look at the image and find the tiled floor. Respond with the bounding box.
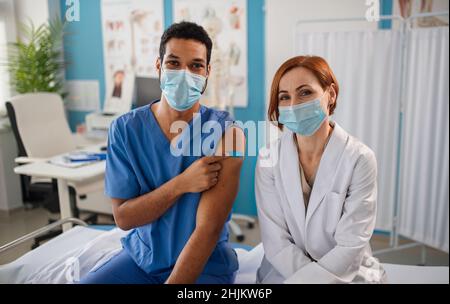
[1,207,448,267]
[0,207,50,265]
[0,207,115,264]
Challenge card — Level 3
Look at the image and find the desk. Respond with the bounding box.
[14,146,106,231]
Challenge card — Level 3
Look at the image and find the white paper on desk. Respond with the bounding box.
[49,155,95,168]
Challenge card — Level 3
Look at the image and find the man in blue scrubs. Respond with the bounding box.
[80,21,245,284]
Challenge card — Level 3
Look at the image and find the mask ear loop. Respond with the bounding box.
[201,78,208,94]
[201,67,210,94]
[321,87,332,111]
[158,62,164,84]
[326,86,336,112]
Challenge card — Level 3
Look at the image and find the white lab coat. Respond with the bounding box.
[255,122,386,284]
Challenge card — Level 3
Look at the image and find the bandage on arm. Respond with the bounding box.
[215,125,246,158]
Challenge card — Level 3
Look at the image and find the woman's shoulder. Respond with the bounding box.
[338,125,377,169]
[348,135,376,158]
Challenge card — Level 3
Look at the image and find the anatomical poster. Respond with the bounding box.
[101,0,163,79]
[101,0,163,113]
[174,0,248,108]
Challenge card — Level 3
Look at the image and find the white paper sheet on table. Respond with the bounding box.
[48,155,98,168]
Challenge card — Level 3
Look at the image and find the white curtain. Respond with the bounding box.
[295,30,403,231]
[399,27,449,252]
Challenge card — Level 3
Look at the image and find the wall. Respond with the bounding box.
[13,0,50,31]
[59,0,106,129]
[0,0,16,111]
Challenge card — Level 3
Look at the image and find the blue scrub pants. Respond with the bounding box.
[79,249,236,284]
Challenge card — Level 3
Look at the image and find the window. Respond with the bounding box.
[0,18,8,115]
[0,0,15,116]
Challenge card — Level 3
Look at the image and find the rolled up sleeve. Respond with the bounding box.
[105,119,140,200]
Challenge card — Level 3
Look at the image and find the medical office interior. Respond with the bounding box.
[0,0,448,284]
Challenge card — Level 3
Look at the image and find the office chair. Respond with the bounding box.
[6,93,112,248]
[229,214,256,242]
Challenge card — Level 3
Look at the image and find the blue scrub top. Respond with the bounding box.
[105,100,239,276]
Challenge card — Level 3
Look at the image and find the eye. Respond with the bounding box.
[278,94,290,101]
[299,89,312,97]
[191,63,205,70]
[166,61,180,68]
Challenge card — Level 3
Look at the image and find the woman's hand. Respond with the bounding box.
[177,156,226,193]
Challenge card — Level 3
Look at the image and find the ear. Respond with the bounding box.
[156,57,161,74]
[201,64,211,94]
[328,83,337,109]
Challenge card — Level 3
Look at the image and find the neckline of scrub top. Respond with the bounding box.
[147,99,207,149]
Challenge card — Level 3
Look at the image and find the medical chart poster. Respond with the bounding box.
[173,0,248,108]
[101,0,164,80]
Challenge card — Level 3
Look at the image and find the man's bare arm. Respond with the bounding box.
[111,177,183,231]
[166,127,245,283]
[112,156,224,230]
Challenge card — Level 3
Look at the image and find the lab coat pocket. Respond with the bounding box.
[324,191,346,235]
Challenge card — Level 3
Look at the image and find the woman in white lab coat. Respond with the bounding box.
[256,56,386,284]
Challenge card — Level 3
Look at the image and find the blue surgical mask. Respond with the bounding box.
[160,68,207,111]
[278,98,327,136]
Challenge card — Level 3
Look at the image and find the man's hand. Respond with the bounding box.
[178,156,227,193]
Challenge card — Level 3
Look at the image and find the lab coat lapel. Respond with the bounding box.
[305,122,348,226]
[279,129,306,235]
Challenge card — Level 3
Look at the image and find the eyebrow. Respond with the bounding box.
[165,54,206,65]
[166,54,180,59]
[192,58,206,64]
[278,84,310,94]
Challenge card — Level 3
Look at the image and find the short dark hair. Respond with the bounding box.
[159,21,213,65]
